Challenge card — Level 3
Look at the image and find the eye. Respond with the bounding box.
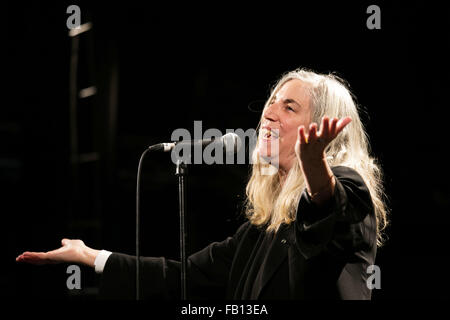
[286,105,295,112]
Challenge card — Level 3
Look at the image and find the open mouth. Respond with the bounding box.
[260,128,279,140]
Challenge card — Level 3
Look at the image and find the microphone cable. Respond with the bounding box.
[136,144,162,300]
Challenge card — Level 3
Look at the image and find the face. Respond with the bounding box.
[258,79,312,172]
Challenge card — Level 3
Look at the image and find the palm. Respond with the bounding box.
[16,239,85,265]
[296,116,352,162]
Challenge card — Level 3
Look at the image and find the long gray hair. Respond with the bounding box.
[245,68,389,247]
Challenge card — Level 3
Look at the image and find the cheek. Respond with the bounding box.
[280,132,298,153]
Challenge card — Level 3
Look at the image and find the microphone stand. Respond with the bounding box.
[175,160,188,300]
[136,145,189,301]
[136,136,239,301]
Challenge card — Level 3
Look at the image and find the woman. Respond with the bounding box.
[16,68,388,300]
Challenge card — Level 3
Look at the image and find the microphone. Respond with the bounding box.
[148,132,242,153]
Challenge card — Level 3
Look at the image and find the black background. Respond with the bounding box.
[4,0,449,301]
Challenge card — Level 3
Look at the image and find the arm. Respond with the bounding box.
[295,165,376,260]
[294,116,376,260]
[295,116,352,207]
[100,238,234,300]
[16,223,249,299]
[15,238,235,300]
[100,222,250,300]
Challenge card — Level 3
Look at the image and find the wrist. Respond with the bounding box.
[300,154,335,205]
[307,175,335,202]
[81,247,99,268]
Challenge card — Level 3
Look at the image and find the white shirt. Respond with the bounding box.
[94,250,112,274]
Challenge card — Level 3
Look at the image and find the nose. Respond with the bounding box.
[263,101,279,122]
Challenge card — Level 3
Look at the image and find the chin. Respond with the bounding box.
[258,145,271,158]
[258,147,278,164]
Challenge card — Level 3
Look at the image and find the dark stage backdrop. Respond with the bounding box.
[4,1,449,300]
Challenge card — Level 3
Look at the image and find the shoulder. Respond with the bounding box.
[331,166,365,182]
[231,220,264,245]
[330,165,374,219]
[331,166,370,193]
[234,221,252,238]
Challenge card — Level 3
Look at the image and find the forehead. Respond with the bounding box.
[275,79,310,104]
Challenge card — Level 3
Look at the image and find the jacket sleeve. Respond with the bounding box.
[294,166,377,261]
[99,222,250,300]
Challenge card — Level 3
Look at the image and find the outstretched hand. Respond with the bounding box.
[16,239,98,267]
[295,116,352,163]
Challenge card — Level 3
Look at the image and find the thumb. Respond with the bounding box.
[61,238,70,246]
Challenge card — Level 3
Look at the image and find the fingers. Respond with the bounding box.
[16,239,72,264]
[318,116,352,138]
[16,250,64,265]
[308,123,318,142]
[319,117,329,137]
[298,125,308,144]
[329,117,338,135]
[16,252,49,265]
[336,116,352,135]
[304,116,352,144]
[299,122,323,145]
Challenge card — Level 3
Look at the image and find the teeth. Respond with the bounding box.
[261,128,278,139]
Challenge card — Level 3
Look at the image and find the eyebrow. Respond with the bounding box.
[283,98,302,108]
[271,94,303,108]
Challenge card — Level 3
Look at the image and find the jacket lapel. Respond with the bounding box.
[255,224,290,299]
[227,225,261,298]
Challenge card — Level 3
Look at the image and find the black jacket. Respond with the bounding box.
[100,166,377,300]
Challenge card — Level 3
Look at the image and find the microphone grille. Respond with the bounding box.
[222,132,242,154]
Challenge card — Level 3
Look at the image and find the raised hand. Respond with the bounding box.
[16,239,98,268]
[294,116,352,206]
[295,116,352,163]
